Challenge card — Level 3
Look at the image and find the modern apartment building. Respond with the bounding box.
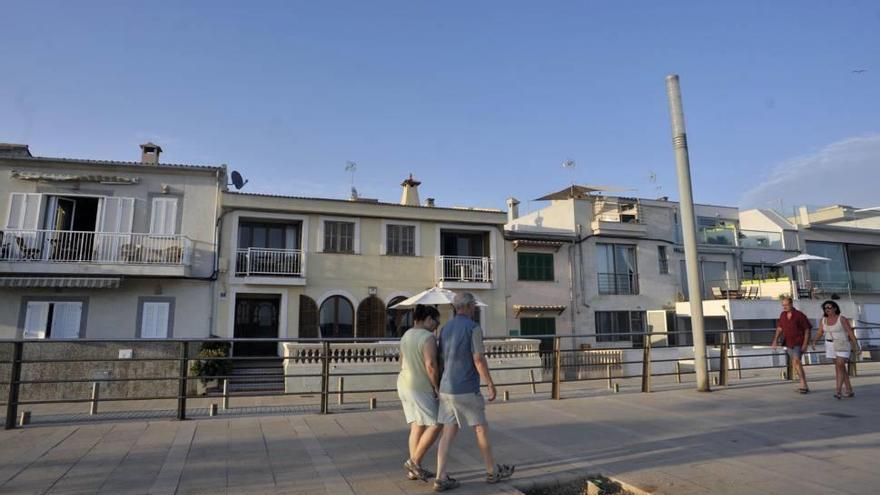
[0,143,225,339]
[215,176,508,357]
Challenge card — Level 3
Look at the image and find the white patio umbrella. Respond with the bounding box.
[774,254,831,265]
[389,287,487,309]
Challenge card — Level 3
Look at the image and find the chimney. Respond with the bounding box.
[506,197,520,223]
[139,142,162,164]
[425,198,435,207]
[797,206,811,226]
[400,173,421,206]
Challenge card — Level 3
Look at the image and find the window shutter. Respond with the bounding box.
[141,302,170,338]
[23,302,50,339]
[150,198,177,235]
[50,302,82,339]
[6,193,42,230]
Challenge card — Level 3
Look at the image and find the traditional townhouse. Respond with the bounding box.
[0,143,225,340]
[503,197,577,352]
[215,176,508,358]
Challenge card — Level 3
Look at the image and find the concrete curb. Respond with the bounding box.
[510,469,653,495]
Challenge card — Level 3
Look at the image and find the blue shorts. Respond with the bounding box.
[786,347,803,359]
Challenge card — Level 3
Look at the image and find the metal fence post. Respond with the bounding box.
[719,332,729,387]
[528,369,537,395]
[177,342,188,421]
[4,341,23,430]
[90,382,100,415]
[551,337,561,400]
[641,335,652,393]
[222,379,229,410]
[337,376,344,406]
[320,341,330,414]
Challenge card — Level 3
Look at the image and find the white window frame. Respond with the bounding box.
[22,300,84,339]
[139,301,172,339]
[381,220,420,256]
[318,216,360,254]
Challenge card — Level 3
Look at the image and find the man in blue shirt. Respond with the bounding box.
[432,292,514,491]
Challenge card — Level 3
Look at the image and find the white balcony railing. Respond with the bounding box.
[436,255,493,283]
[0,230,192,265]
[235,248,304,277]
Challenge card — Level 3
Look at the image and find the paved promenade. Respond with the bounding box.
[1,367,878,494]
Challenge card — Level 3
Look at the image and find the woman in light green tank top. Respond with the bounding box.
[397,305,443,482]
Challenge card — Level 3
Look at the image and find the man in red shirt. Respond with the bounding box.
[771,296,813,393]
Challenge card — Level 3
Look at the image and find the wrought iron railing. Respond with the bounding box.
[235,248,304,276]
[437,255,493,282]
[597,272,639,295]
[0,229,191,265]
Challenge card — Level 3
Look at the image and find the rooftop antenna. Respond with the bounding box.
[562,159,576,185]
[229,170,248,190]
[649,170,662,194]
[345,161,357,197]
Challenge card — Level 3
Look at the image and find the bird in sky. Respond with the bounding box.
[852,69,868,74]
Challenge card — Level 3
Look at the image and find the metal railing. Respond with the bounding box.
[2,327,878,429]
[437,255,493,282]
[235,248,304,276]
[0,229,192,265]
[597,272,639,295]
[738,229,783,249]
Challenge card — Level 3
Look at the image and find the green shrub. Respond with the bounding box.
[190,341,232,383]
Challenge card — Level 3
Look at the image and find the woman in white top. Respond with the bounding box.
[811,300,859,399]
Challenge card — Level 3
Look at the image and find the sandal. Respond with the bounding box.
[433,476,460,492]
[834,393,842,400]
[843,391,855,398]
[404,459,433,482]
[798,388,809,394]
[487,464,515,484]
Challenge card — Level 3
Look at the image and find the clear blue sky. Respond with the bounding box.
[2,1,878,213]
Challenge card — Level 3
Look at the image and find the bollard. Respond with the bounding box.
[675,362,682,384]
[18,411,30,427]
[736,359,742,380]
[719,332,729,386]
[337,377,344,405]
[209,403,218,417]
[848,360,857,377]
[613,383,620,393]
[713,375,719,386]
[503,390,510,402]
[784,349,793,382]
[606,364,613,390]
[222,379,229,411]
[528,370,537,395]
[368,397,377,410]
[90,382,100,415]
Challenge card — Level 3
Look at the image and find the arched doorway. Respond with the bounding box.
[298,295,319,339]
[319,296,354,338]
[386,296,414,337]
[356,296,386,338]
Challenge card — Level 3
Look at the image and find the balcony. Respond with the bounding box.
[597,272,639,295]
[233,248,305,285]
[436,255,493,289]
[737,230,783,249]
[590,199,647,237]
[697,227,736,247]
[0,229,191,277]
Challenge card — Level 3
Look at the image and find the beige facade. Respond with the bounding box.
[0,143,225,339]
[215,188,508,354]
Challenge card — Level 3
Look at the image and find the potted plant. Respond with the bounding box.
[190,340,232,395]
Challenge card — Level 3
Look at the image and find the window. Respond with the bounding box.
[518,252,554,281]
[323,221,355,253]
[150,197,178,235]
[386,224,416,256]
[595,311,645,344]
[319,295,354,338]
[742,263,784,280]
[139,300,172,338]
[519,317,556,352]
[657,246,669,274]
[596,243,638,295]
[23,301,83,339]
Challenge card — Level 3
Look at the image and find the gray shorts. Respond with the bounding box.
[786,347,803,360]
[398,388,439,426]
[438,392,487,427]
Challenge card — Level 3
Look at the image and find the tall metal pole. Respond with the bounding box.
[665,74,711,392]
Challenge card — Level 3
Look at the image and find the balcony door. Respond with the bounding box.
[441,231,488,257]
[237,221,302,276]
[43,196,101,262]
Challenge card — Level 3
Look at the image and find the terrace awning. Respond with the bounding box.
[0,277,122,289]
[513,304,567,317]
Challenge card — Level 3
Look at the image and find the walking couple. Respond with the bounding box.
[396,292,515,492]
[771,296,860,398]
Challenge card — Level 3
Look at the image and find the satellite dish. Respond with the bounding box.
[230,171,248,190]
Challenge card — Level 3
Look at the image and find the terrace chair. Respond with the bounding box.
[747,285,760,299]
[711,286,725,300]
[14,236,41,260]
